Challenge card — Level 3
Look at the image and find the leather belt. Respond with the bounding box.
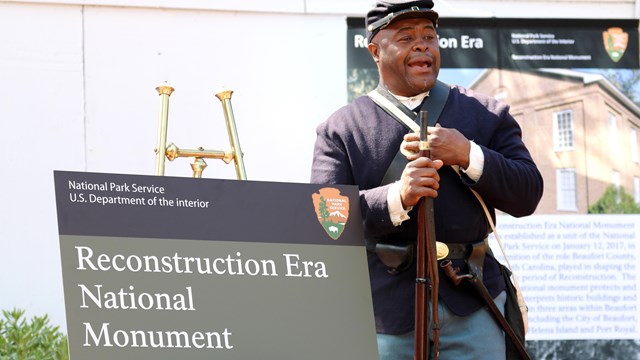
[366,237,489,274]
[440,238,488,260]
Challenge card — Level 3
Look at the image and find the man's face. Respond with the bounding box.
[368,17,440,97]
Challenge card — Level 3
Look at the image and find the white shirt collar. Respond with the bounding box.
[390,91,429,111]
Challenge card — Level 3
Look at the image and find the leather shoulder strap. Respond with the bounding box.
[421,80,450,127]
[368,81,450,185]
[368,87,420,132]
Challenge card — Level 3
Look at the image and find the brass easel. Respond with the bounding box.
[154,82,247,180]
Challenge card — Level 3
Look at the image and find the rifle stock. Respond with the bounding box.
[415,111,440,360]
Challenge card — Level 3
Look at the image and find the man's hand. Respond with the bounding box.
[399,157,444,208]
[400,125,471,169]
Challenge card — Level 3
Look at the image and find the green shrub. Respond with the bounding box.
[0,309,68,360]
[588,185,640,214]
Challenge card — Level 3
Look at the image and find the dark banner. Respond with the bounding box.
[347,17,639,70]
[54,171,364,246]
[499,18,639,69]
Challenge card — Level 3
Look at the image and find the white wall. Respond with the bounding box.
[79,6,346,180]
[0,2,85,329]
[0,0,638,331]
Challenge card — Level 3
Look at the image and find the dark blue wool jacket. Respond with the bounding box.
[310,85,543,334]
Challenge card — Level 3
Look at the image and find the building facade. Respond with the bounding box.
[471,69,640,213]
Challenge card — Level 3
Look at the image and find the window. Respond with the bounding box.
[609,113,619,157]
[631,127,639,163]
[553,110,574,151]
[612,171,621,203]
[556,168,577,211]
[612,171,621,188]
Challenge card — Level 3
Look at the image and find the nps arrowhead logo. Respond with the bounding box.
[312,187,350,240]
[603,27,629,63]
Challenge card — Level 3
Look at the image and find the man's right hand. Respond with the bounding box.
[399,157,443,209]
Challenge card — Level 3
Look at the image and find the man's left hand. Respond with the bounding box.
[400,124,471,169]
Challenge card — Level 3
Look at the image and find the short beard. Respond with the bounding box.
[405,75,436,94]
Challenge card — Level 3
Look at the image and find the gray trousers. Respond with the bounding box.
[377,291,507,360]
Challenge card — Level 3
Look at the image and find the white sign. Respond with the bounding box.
[491,214,639,340]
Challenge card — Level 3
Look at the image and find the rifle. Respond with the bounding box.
[415,111,440,360]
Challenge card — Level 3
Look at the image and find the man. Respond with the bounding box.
[310,0,543,359]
